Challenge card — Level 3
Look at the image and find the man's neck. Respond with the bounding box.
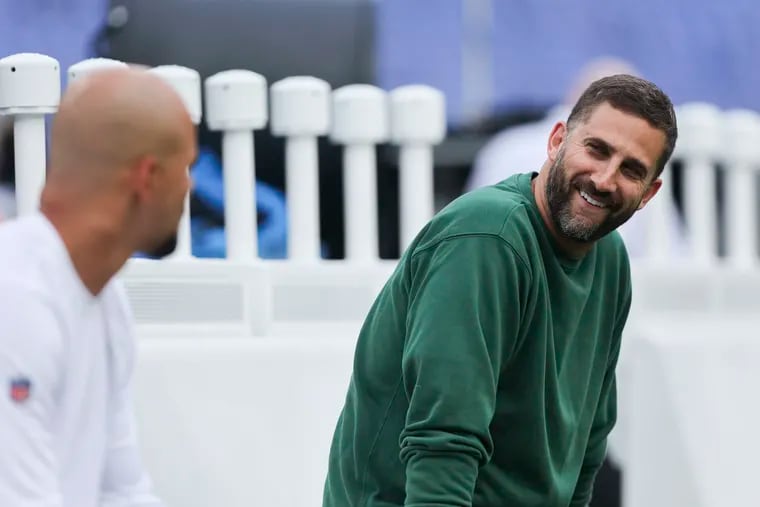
[531,169,592,260]
[41,205,133,296]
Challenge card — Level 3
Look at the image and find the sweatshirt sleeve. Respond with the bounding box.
[570,281,632,507]
[399,235,531,507]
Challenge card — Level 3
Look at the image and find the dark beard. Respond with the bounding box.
[545,152,637,243]
[145,233,178,259]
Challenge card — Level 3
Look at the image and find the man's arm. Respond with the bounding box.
[570,286,632,507]
[399,235,531,506]
[0,287,64,506]
[569,364,618,507]
[99,383,163,507]
[100,284,163,507]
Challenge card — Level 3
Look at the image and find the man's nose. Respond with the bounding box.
[590,162,618,193]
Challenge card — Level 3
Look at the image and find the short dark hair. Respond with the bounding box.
[566,74,678,179]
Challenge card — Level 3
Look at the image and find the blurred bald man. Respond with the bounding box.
[0,67,196,507]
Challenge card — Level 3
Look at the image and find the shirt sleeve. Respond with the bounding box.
[99,283,164,507]
[399,235,531,507]
[570,282,632,507]
[0,286,65,507]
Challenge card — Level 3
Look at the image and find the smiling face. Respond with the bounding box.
[544,101,666,243]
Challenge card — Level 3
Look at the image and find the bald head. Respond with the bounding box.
[49,67,194,187]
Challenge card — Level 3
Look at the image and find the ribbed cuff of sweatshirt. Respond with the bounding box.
[404,452,479,506]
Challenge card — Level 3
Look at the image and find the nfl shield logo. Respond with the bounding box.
[9,377,31,403]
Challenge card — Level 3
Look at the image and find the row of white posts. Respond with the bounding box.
[0,52,445,262]
[4,53,760,269]
[650,103,760,267]
[4,52,760,332]
[4,51,760,331]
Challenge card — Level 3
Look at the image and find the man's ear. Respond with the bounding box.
[637,177,663,210]
[547,122,567,162]
[130,156,159,202]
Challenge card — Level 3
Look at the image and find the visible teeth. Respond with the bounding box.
[580,190,606,208]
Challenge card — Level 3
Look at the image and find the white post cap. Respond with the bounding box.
[271,76,330,136]
[389,85,446,144]
[204,70,268,131]
[0,53,61,114]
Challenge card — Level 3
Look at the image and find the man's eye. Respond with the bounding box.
[623,165,646,180]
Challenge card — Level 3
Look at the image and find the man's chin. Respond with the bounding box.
[144,235,178,259]
[567,217,628,243]
[560,226,597,243]
[556,212,605,243]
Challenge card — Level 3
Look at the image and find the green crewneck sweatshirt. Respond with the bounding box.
[323,172,632,507]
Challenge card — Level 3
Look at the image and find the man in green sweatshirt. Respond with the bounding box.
[322,74,677,507]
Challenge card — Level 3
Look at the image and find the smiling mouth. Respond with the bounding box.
[579,189,608,208]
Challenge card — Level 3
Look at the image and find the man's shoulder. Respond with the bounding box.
[416,174,536,248]
[0,266,64,337]
[0,272,65,358]
[597,229,632,271]
[0,215,91,335]
[0,216,64,296]
[593,230,634,308]
[101,277,134,324]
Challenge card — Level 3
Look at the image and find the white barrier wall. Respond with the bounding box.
[2,52,760,507]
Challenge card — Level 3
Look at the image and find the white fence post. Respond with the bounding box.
[674,102,722,264]
[0,53,60,216]
[722,109,760,267]
[271,76,330,262]
[331,85,388,262]
[389,85,446,251]
[205,70,268,261]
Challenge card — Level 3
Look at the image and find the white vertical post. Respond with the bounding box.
[674,103,722,264]
[205,70,268,260]
[271,76,331,261]
[722,109,760,267]
[149,65,203,259]
[0,53,61,216]
[331,85,388,262]
[644,162,675,262]
[344,144,378,260]
[223,131,256,257]
[390,85,446,251]
[13,118,48,216]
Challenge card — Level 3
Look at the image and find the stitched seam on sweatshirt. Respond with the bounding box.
[410,205,533,285]
[359,377,405,506]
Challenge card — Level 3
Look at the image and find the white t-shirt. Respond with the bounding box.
[0,213,163,507]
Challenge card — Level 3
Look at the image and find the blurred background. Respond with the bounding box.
[2,0,758,261]
[2,2,759,506]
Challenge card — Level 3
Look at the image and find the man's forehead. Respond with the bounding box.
[577,102,659,131]
[573,105,666,170]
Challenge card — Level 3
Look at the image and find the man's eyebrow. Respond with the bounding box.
[585,136,649,174]
[623,156,648,175]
